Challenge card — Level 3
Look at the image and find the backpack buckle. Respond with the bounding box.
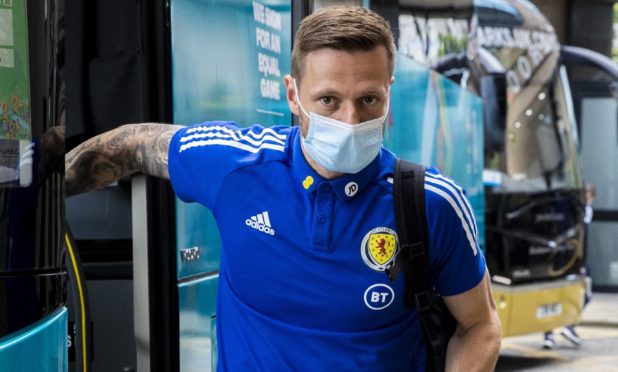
[415,291,432,312]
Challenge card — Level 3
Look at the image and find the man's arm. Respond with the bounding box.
[65,123,183,196]
[443,271,502,372]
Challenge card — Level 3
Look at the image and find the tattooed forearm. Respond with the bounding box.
[131,125,179,180]
[65,123,183,196]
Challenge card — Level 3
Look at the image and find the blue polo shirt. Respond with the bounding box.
[169,122,486,371]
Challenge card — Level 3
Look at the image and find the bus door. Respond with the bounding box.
[562,45,618,291]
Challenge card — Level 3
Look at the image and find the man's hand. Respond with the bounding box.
[443,271,502,372]
[65,123,183,196]
[40,125,65,177]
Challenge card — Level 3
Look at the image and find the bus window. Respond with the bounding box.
[0,0,32,188]
[491,70,582,193]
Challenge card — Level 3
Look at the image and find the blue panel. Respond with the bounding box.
[385,53,486,250]
[0,307,68,371]
[170,0,292,279]
[178,275,218,372]
[176,202,222,278]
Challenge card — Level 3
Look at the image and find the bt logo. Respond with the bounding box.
[363,283,395,310]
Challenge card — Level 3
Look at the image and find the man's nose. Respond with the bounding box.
[338,103,361,125]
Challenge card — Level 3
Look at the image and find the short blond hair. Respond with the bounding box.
[292,6,396,82]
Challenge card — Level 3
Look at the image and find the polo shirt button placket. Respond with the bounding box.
[312,182,335,251]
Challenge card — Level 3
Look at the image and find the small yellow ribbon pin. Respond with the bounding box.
[302,176,314,190]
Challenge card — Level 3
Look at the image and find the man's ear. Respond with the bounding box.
[284,74,299,116]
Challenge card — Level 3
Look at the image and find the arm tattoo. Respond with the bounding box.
[130,124,180,179]
[65,123,183,196]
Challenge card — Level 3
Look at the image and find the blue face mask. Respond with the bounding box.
[294,80,389,174]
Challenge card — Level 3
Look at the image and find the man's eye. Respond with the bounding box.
[320,97,333,105]
[361,96,378,105]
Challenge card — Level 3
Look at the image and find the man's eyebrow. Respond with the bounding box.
[359,89,387,96]
[309,88,341,97]
[309,88,388,97]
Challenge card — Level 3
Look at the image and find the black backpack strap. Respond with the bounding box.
[392,158,431,310]
[392,158,457,372]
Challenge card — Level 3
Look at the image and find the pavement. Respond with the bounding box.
[580,292,618,327]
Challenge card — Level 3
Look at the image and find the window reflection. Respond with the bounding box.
[493,69,581,192]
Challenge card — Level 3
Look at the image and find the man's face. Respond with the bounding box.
[285,45,393,138]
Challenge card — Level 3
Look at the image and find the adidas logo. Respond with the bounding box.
[245,211,275,236]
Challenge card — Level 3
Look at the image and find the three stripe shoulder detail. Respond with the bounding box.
[178,125,287,153]
[424,173,479,256]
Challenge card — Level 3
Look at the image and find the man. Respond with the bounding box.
[66,6,501,371]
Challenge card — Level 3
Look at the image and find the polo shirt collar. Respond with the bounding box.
[291,128,381,202]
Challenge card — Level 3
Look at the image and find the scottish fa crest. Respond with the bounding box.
[360,227,399,271]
